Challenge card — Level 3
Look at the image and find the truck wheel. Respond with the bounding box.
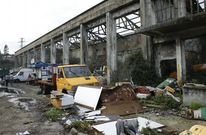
[15,79,20,83]
[62,89,68,94]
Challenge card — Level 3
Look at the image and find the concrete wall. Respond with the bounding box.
[183,84,206,106]
[69,34,142,73]
[154,42,176,76]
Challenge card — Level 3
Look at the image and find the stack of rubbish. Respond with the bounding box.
[49,85,168,135]
[100,83,143,115]
[134,78,181,103]
[92,117,165,135]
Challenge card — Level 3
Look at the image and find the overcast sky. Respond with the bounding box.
[0,0,102,54]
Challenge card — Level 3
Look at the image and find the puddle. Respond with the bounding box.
[8,97,36,111]
[0,85,34,111]
[0,86,24,97]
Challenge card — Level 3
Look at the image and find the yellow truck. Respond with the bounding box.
[38,64,99,94]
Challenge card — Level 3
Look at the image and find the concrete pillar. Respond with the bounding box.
[63,33,70,64]
[140,0,155,60]
[106,12,117,84]
[26,51,31,67]
[41,44,45,63]
[22,53,27,67]
[21,54,24,67]
[176,0,187,17]
[176,38,186,81]
[33,48,37,63]
[140,0,156,27]
[14,56,18,68]
[80,24,88,65]
[50,39,56,64]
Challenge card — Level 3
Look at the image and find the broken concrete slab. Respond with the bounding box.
[16,131,30,135]
[76,105,92,116]
[85,116,110,122]
[74,86,102,110]
[92,117,164,135]
[85,110,101,117]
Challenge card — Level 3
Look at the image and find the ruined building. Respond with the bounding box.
[15,0,206,83]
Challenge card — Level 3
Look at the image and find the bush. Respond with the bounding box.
[44,107,62,121]
[65,121,95,134]
[141,127,171,135]
[154,95,180,109]
[126,52,162,86]
[141,128,162,135]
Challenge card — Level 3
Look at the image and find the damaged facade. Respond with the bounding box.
[14,0,206,84]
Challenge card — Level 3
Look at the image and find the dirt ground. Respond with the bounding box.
[0,83,206,135]
[0,83,64,135]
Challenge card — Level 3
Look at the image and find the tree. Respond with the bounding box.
[4,44,9,55]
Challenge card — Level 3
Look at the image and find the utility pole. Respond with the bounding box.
[19,38,25,48]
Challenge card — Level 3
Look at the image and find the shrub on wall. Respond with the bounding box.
[126,52,161,86]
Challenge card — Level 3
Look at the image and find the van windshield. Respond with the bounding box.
[63,66,91,78]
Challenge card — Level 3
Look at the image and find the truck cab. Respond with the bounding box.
[56,64,98,93]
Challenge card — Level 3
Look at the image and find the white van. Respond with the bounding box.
[13,68,34,82]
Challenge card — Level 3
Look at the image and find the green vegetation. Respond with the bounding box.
[126,52,162,86]
[141,128,162,135]
[64,121,96,134]
[44,107,62,121]
[154,95,180,109]
[141,128,172,135]
[189,102,203,110]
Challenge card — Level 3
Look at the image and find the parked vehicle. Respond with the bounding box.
[38,64,99,94]
[13,68,34,82]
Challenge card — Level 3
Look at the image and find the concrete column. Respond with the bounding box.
[140,0,156,27]
[63,33,70,64]
[33,48,37,63]
[140,0,154,60]
[50,39,56,64]
[80,24,88,65]
[41,44,45,63]
[22,53,26,67]
[20,54,24,67]
[176,0,187,17]
[176,38,186,81]
[106,12,117,84]
[26,51,31,67]
[14,56,18,68]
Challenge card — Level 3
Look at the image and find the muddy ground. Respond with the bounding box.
[0,83,64,135]
[0,83,206,135]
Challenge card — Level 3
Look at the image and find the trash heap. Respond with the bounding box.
[46,79,206,135]
[48,83,169,135]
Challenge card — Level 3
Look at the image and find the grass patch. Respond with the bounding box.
[141,128,162,135]
[154,95,180,109]
[141,128,172,135]
[189,102,203,110]
[44,107,62,121]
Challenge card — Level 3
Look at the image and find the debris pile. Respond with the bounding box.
[101,83,142,115]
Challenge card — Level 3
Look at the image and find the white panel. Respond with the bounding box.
[92,117,164,135]
[74,86,102,110]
